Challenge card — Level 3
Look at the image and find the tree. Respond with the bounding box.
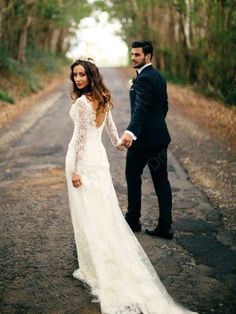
[95,0,236,104]
[0,0,92,63]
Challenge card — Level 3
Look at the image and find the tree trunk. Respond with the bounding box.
[56,29,68,54]
[17,14,32,63]
[50,28,61,53]
[184,0,192,49]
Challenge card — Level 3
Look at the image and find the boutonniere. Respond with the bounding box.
[129,77,135,86]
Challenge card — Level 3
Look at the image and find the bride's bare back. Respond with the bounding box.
[88,97,109,128]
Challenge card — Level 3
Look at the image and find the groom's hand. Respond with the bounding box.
[121,133,133,148]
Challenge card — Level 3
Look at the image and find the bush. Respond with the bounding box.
[0,89,15,104]
[26,46,69,73]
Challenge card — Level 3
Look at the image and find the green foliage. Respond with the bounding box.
[96,0,236,105]
[0,0,92,64]
[0,42,68,93]
[0,0,92,98]
[0,89,15,104]
[160,71,187,86]
[26,46,69,73]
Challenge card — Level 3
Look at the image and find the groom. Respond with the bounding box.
[120,40,173,240]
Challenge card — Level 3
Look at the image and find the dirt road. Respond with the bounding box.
[0,68,235,314]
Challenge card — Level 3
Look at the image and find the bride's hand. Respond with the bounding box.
[72,173,82,188]
[117,144,125,151]
[116,139,125,151]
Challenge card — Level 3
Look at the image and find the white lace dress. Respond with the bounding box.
[65,95,198,314]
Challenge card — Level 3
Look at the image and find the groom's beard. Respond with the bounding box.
[136,62,145,69]
[132,57,146,69]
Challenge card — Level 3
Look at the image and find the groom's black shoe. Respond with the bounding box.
[125,217,142,232]
[145,225,174,240]
[129,223,142,232]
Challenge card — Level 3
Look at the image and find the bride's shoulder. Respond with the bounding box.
[73,95,89,108]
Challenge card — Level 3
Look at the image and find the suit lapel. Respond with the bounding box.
[137,64,153,76]
[129,65,153,112]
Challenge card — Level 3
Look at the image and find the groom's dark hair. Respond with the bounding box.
[132,40,153,59]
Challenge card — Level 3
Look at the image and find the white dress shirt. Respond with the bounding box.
[137,63,152,75]
[125,63,152,140]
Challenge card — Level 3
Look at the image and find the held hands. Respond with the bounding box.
[116,138,125,151]
[120,133,133,149]
[72,173,82,188]
[116,133,133,150]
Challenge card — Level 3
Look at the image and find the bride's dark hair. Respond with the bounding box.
[70,58,113,112]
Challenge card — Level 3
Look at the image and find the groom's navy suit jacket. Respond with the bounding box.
[127,65,171,150]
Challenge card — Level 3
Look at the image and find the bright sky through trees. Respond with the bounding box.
[67,11,128,67]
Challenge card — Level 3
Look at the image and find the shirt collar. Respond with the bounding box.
[137,63,152,75]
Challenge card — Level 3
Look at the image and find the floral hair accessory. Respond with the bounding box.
[73,56,95,64]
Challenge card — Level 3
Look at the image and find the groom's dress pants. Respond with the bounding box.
[125,144,172,227]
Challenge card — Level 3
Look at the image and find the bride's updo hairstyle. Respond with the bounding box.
[70,58,112,113]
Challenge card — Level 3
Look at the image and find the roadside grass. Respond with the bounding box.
[0,49,71,128]
[0,66,69,129]
[0,88,15,104]
[168,83,236,152]
[0,49,70,105]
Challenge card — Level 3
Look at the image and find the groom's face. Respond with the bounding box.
[131,47,150,69]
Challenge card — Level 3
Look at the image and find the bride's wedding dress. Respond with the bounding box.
[65,95,197,314]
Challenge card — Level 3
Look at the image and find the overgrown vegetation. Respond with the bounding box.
[0,0,91,103]
[0,88,15,104]
[95,0,236,105]
[1,1,235,106]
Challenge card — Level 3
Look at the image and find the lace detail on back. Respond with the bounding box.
[89,100,120,144]
[90,105,107,129]
[90,104,97,129]
[69,95,120,175]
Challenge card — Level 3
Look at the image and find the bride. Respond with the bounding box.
[65,58,198,314]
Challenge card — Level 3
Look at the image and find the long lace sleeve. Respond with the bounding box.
[105,109,120,146]
[71,98,90,175]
